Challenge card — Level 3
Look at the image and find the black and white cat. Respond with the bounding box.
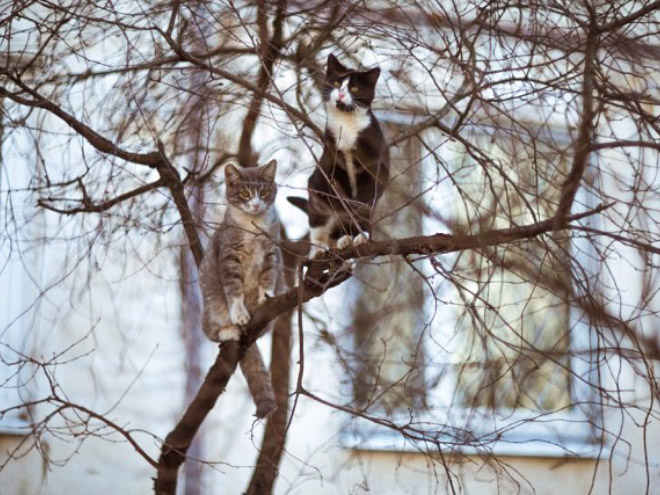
[289,54,389,257]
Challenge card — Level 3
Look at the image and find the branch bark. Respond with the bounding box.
[554,23,599,228]
[36,178,165,215]
[245,309,292,495]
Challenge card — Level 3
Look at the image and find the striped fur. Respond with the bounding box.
[199,160,281,418]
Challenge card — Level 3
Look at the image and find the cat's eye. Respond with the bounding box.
[240,190,251,199]
[259,190,270,198]
[350,86,358,93]
[333,81,340,87]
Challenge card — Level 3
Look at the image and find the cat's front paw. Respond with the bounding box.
[258,290,272,306]
[229,299,251,326]
[218,325,241,342]
[353,231,369,247]
[337,235,353,250]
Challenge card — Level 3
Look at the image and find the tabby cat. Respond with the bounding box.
[199,160,281,418]
[288,53,389,257]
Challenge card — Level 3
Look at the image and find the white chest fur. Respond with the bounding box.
[326,104,371,152]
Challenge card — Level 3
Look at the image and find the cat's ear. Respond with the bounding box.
[225,163,242,186]
[327,53,345,74]
[364,67,381,87]
[259,159,277,181]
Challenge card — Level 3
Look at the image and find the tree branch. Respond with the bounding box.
[598,0,660,33]
[155,142,205,267]
[0,74,205,267]
[0,73,163,166]
[238,0,288,166]
[154,27,324,140]
[554,23,599,227]
[154,202,610,494]
[245,228,296,495]
[36,178,165,215]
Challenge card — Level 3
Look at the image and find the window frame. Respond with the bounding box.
[0,136,35,436]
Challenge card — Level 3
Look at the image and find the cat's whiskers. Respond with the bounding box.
[226,204,275,233]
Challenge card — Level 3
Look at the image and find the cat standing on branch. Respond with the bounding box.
[289,54,390,258]
[199,160,282,418]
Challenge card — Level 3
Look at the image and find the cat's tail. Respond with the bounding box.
[241,344,276,419]
[287,196,309,214]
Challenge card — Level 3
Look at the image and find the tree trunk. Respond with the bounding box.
[245,229,296,495]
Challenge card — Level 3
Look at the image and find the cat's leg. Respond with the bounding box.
[219,249,250,326]
[336,220,357,250]
[217,324,241,342]
[328,224,357,274]
[229,300,250,326]
[240,344,276,418]
[203,312,241,342]
[202,314,241,342]
[337,212,369,249]
[327,219,367,274]
[352,208,372,247]
[336,234,353,249]
[353,231,369,246]
[202,295,239,342]
[309,217,333,259]
[258,244,282,303]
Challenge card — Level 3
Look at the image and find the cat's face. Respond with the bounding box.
[323,54,380,112]
[224,160,277,215]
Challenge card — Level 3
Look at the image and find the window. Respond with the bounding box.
[342,121,603,457]
[447,135,572,413]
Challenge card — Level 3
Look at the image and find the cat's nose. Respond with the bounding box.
[337,92,345,100]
